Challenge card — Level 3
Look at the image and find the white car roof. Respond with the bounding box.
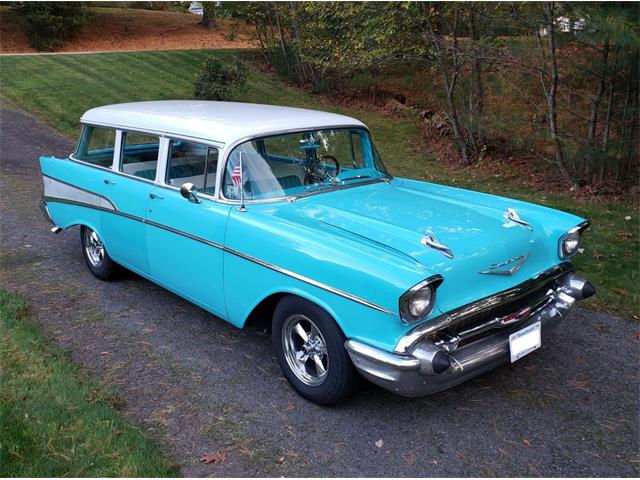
[80,100,367,145]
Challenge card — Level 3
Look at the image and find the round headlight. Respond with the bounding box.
[408,287,433,317]
[561,231,580,258]
[399,275,443,324]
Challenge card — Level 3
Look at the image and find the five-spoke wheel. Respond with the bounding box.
[273,296,360,405]
[80,225,117,280]
[282,314,329,386]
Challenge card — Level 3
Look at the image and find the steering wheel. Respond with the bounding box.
[304,155,341,185]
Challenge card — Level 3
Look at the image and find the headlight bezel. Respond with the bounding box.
[558,220,590,259]
[399,274,444,324]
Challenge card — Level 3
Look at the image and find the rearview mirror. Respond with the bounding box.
[180,183,201,204]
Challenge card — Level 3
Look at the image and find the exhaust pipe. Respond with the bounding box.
[561,273,596,300]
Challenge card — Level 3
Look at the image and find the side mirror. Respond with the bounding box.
[180,183,201,204]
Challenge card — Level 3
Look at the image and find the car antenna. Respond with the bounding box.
[238,152,246,212]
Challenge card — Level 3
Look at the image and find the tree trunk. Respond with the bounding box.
[542,2,578,188]
[601,45,618,156]
[424,4,471,166]
[467,5,485,145]
[587,39,609,147]
[201,2,216,29]
[274,5,290,73]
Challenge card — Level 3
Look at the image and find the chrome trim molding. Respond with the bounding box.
[43,174,117,211]
[349,272,590,397]
[394,262,573,353]
[479,253,529,275]
[503,207,533,231]
[43,196,394,315]
[224,246,395,315]
[420,230,454,259]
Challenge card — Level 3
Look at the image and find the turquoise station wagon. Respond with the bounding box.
[40,101,595,405]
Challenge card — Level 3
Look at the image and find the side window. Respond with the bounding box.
[166,140,218,195]
[74,126,116,167]
[121,132,160,181]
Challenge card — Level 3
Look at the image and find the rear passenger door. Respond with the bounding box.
[145,139,230,318]
[100,131,159,274]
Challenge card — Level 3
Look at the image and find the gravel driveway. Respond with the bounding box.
[1,105,638,477]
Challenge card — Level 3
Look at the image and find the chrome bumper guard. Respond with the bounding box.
[344,269,594,397]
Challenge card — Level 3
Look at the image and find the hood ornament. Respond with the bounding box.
[421,230,454,259]
[503,208,533,231]
[480,254,529,275]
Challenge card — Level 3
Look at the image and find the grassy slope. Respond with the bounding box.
[0,49,636,319]
[0,290,178,476]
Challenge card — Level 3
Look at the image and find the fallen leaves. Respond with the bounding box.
[375,439,384,448]
[522,439,532,447]
[200,451,227,464]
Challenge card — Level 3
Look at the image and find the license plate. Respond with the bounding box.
[509,321,541,363]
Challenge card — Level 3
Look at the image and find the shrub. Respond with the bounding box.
[192,58,248,101]
[14,2,86,51]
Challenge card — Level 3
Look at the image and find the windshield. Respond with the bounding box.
[222,128,388,201]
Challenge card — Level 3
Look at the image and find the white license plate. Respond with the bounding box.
[509,321,541,363]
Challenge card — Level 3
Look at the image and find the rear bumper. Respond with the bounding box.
[344,269,594,397]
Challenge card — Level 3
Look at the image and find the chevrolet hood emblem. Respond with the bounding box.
[480,254,529,275]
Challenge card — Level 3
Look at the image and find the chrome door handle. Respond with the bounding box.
[149,193,164,200]
[103,179,116,185]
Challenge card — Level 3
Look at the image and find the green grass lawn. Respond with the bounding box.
[0,50,637,319]
[0,290,178,476]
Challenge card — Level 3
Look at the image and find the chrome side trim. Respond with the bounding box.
[43,196,394,315]
[42,174,117,210]
[394,262,574,353]
[223,246,396,315]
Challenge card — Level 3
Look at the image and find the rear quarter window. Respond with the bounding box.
[74,126,116,168]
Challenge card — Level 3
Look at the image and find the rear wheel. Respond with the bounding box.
[80,226,117,280]
[272,296,360,405]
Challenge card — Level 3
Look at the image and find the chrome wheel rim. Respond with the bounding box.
[84,228,105,268]
[281,314,329,386]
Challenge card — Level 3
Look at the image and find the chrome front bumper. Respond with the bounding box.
[344,269,594,397]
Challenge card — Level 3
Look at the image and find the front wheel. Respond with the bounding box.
[80,226,117,280]
[272,296,360,405]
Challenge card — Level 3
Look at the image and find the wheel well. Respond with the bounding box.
[243,292,288,332]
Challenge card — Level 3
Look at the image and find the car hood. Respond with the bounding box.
[288,177,584,314]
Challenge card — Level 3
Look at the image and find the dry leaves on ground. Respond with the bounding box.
[200,451,227,464]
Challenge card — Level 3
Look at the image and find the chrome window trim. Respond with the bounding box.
[70,124,119,171]
[43,195,393,315]
[394,262,574,353]
[162,137,221,198]
[214,124,393,204]
[558,220,590,259]
[118,128,164,183]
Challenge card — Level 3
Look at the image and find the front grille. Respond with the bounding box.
[436,276,560,346]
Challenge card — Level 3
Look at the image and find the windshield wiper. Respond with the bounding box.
[339,174,372,182]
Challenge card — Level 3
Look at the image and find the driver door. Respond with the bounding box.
[145,139,230,318]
